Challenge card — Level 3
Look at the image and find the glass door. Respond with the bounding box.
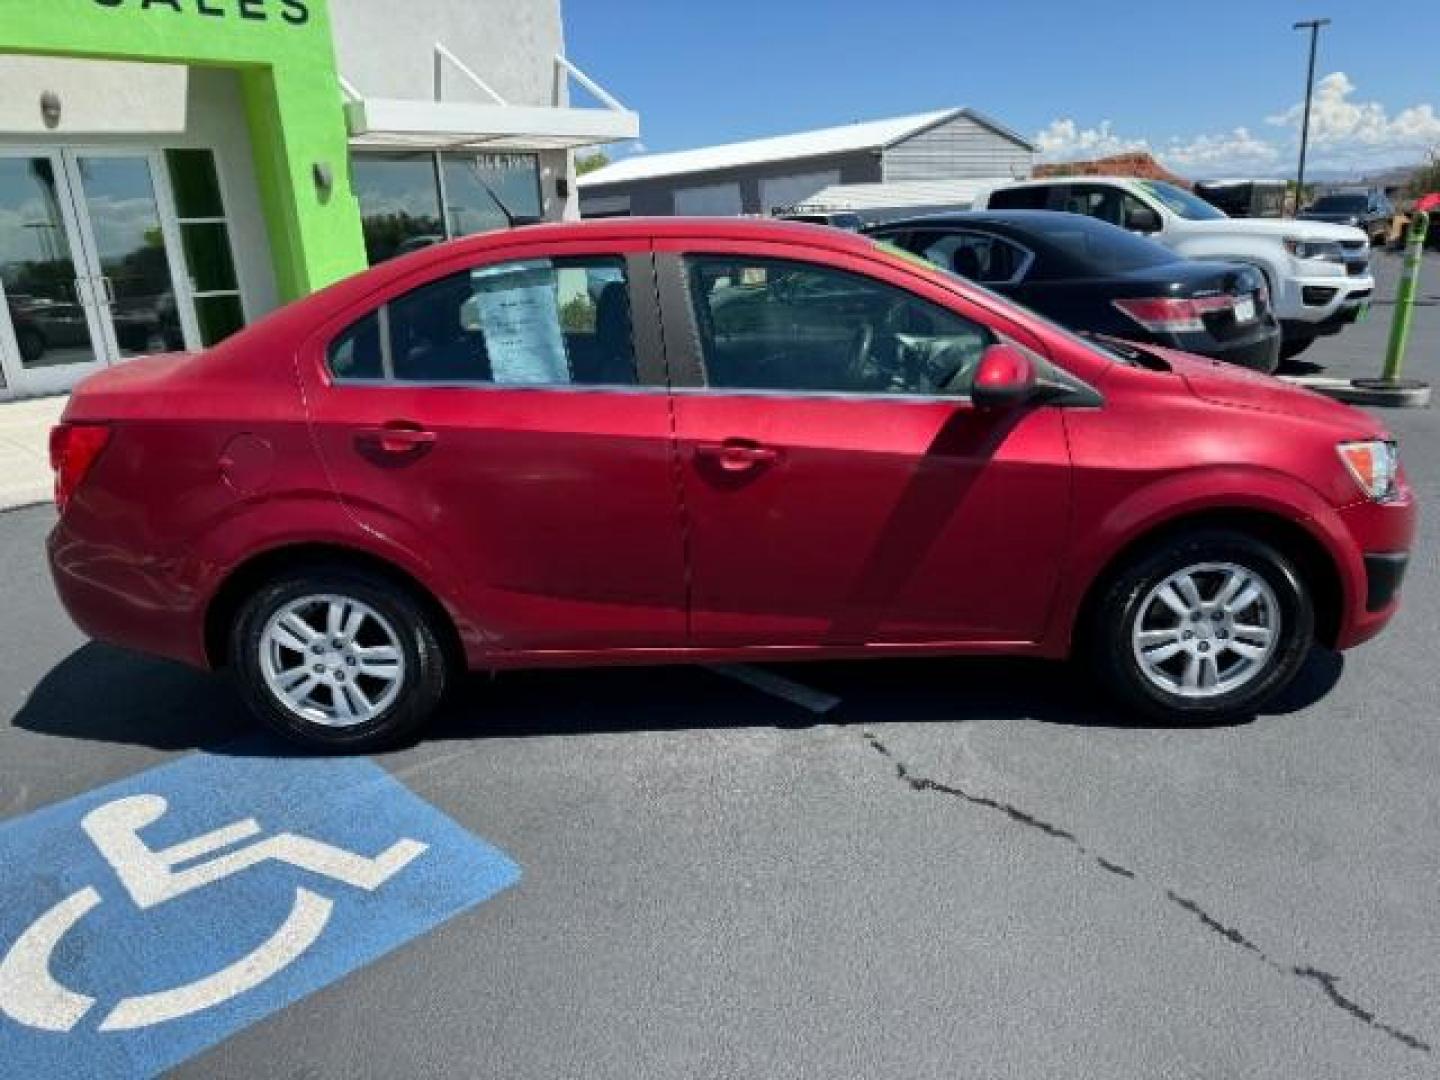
[0,152,109,398]
[61,150,194,364]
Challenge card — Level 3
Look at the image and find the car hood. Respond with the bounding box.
[1180,217,1368,243]
[1299,211,1364,225]
[1135,345,1382,436]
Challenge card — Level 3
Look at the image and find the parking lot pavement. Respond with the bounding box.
[0,395,64,512]
[0,322,1436,1076]
[1293,249,1440,384]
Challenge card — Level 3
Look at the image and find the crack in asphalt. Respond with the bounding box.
[861,730,1431,1054]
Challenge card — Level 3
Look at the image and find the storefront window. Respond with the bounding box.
[165,149,244,346]
[351,153,445,265]
[440,153,542,237]
[352,151,543,265]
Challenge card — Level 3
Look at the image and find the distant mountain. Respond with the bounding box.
[1182,162,1423,185]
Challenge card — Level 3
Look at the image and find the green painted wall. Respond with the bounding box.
[0,0,367,300]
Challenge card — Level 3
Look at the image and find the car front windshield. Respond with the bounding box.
[1135,180,1227,221]
[1309,195,1367,212]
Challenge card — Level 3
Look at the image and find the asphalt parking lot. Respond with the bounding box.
[0,251,1436,1078]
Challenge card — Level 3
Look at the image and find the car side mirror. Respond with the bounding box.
[971,344,1038,409]
[1124,205,1161,233]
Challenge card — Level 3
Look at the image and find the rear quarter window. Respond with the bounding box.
[986,186,1054,210]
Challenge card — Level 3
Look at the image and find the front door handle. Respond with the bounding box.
[694,439,780,472]
[356,422,436,457]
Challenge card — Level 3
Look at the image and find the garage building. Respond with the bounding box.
[578,107,1034,220]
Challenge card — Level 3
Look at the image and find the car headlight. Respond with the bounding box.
[1338,440,1400,501]
[1284,238,1345,263]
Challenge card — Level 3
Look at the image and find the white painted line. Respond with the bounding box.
[0,886,100,1032]
[705,664,842,715]
[99,887,334,1032]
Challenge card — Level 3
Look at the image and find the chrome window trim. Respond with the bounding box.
[327,377,669,394]
[667,384,972,405]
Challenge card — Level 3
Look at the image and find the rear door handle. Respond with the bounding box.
[357,422,436,456]
[694,439,780,472]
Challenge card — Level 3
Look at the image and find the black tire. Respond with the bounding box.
[1278,336,1316,362]
[16,326,45,365]
[229,565,450,752]
[1087,529,1315,723]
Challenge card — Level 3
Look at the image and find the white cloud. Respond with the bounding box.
[1265,72,1440,166]
[1033,118,1148,160]
[1162,127,1280,173]
[1035,72,1439,178]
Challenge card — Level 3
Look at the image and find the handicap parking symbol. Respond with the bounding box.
[0,752,520,1078]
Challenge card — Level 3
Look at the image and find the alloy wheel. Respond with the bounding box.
[1130,561,1281,699]
[258,594,406,727]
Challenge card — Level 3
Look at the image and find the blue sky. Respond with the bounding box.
[565,1,1440,178]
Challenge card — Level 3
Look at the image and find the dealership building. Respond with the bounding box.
[578,107,1034,221]
[0,0,636,400]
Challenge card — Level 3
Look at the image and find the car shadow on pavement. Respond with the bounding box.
[13,641,1344,754]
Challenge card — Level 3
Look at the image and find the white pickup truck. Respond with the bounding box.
[974,177,1374,360]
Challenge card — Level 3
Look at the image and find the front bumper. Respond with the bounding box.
[1276,266,1375,337]
[1331,490,1417,649]
[1363,552,1409,613]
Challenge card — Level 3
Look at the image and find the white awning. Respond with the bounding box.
[342,50,638,151]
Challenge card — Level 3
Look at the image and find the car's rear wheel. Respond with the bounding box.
[1089,530,1315,722]
[230,566,450,752]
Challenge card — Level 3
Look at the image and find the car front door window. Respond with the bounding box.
[686,256,996,397]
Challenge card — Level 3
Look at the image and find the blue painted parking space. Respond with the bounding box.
[0,751,520,1079]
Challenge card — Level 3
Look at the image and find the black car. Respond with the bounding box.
[775,208,865,231]
[867,211,1282,373]
[1298,190,1393,246]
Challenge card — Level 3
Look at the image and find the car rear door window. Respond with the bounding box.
[327,256,637,386]
[911,231,1030,284]
[685,256,995,396]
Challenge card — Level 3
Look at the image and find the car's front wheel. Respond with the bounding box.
[230,566,451,752]
[1089,530,1315,722]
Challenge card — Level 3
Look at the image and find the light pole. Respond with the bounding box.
[1292,17,1330,216]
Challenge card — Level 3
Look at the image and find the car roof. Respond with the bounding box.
[274,217,883,328]
[871,209,1120,231]
[218,217,894,353]
[412,216,875,259]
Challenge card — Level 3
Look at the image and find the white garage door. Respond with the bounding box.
[674,182,743,216]
[760,170,841,214]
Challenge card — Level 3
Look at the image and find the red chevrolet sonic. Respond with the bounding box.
[47,219,1415,750]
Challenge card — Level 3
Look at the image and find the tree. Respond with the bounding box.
[1407,147,1440,197]
[575,152,610,176]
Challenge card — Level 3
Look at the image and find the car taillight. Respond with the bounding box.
[49,422,111,514]
[1112,295,1237,333]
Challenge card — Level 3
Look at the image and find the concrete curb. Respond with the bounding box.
[1281,376,1432,408]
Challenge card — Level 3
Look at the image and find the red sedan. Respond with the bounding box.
[47,218,1415,750]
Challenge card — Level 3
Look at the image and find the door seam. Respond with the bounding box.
[651,247,696,638]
